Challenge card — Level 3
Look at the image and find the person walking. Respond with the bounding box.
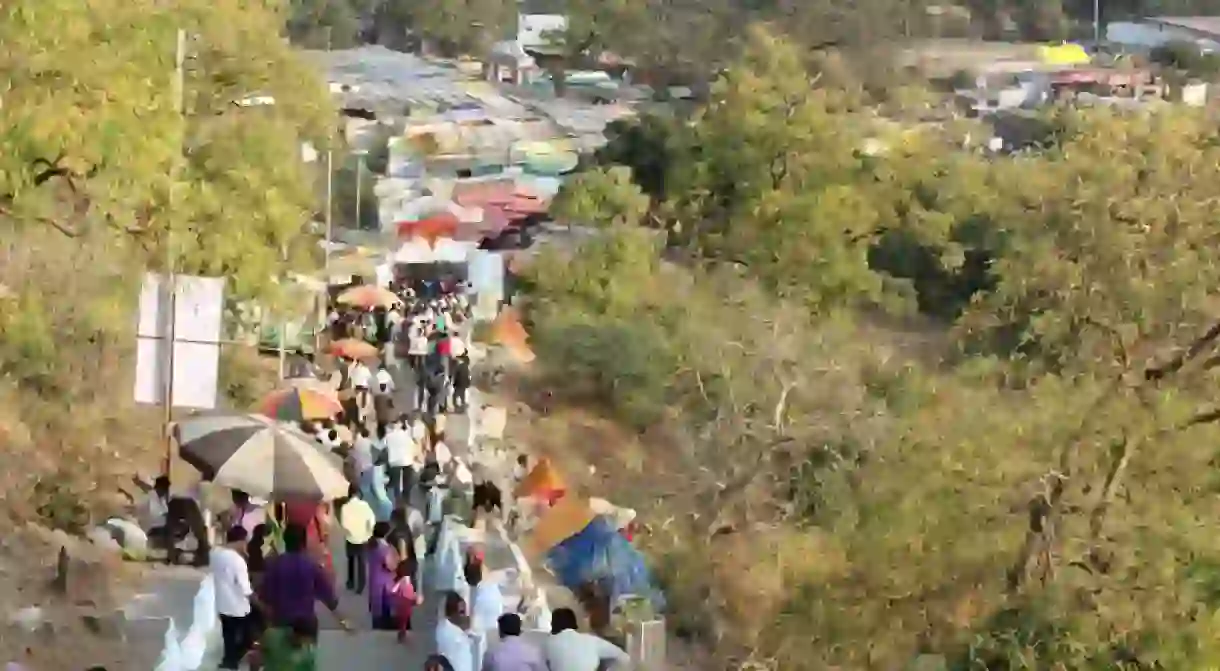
[542,608,630,671]
[483,613,546,671]
[367,522,401,631]
[349,358,373,424]
[259,524,348,636]
[338,486,375,594]
[425,655,456,671]
[423,353,449,417]
[390,559,421,644]
[225,489,266,538]
[385,417,421,503]
[212,526,261,670]
[408,321,430,389]
[436,592,475,671]
[352,426,377,501]
[451,353,471,414]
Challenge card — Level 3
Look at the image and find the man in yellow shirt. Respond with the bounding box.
[338,486,376,594]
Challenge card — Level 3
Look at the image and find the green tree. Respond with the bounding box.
[285,0,367,48]
[550,166,650,229]
[595,114,684,201]
[0,0,332,298]
[378,0,515,57]
[663,26,890,310]
[0,0,333,534]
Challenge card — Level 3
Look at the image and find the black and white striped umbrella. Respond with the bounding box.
[173,413,348,501]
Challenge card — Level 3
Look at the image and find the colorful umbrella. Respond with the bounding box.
[327,338,379,360]
[336,285,400,309]
[258,386,342,422]
[173,413,348,501]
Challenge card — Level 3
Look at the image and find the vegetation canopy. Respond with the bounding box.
[527,25,1220,671]
[0,0,330,533]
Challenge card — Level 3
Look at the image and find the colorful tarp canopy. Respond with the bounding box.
[525,495,597,557]
[337,284,399,309]
[453,179,550,220]
[1037,43,1090,65]
[396,212,461,245]
[545,516,665,609]
[514,456,564,501]
[491,307,535,363]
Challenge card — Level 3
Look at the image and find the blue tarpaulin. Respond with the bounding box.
[544,516,665,610]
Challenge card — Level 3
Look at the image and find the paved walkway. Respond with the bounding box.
[318,334,508,671]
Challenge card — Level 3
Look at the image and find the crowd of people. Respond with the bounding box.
[132,276,635,671]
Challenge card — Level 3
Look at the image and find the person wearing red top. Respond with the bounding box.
[281,500,334,579]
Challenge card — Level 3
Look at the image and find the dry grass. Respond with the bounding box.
[0,224,282,669]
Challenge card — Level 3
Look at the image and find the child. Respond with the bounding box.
[390,560,422,644]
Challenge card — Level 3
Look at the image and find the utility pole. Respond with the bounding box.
[319,26,335,356]
[163,28,188,474]
[354,149,368,229]
[278,246,289,381]
[1093,0,1101,45]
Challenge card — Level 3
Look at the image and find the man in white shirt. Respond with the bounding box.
[384,418,421,503]
[211,526,261,670]
[436,591,476,671]
[375,365,395,397]
[466,562,506,637]
[408,322,430,399]
[140,476,171,536]
[543,608,630,671]
[411,415,429,444]
[350,359,373,419]
[339,486,375,594]
[352,427,376,488]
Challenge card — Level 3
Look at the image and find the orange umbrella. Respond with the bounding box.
[514,456,566,503]
[524,496,597,557]
[492,308,535,363]
[258,386,343,421]
[336,285,400,309]
[327,338,379,360]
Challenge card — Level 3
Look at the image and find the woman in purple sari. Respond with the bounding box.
[366,521,400,630]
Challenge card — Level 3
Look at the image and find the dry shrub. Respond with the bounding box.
[0,224,283,530]
[0,225,166,530]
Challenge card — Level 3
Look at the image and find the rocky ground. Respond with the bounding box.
[0,525,153,670]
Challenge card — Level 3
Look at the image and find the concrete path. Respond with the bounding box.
[318,334,482,671]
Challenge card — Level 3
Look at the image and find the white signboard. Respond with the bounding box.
[134,273,225,409]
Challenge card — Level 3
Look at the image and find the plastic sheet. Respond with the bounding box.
[545,517,665,610]
[153,575,218,671]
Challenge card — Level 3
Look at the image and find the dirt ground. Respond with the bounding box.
[485,369,714,670]
[0,525,150,671]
